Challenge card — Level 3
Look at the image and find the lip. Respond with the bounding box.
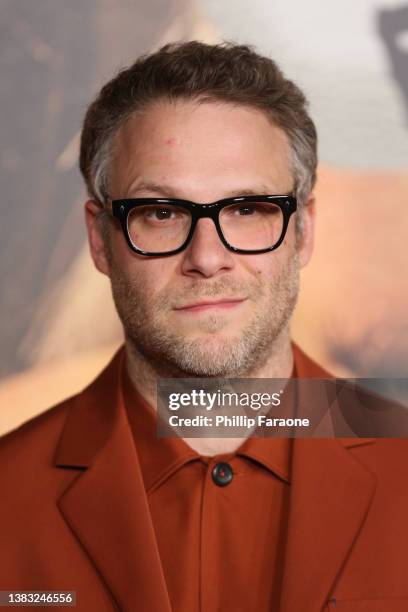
[174,298,246,313]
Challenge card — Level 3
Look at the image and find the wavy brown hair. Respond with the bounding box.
[79,41,317,213]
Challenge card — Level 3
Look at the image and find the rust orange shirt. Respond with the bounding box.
[123,368,295,612]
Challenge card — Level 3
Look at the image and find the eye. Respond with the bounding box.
[146,207,175,220]
[131,204,190,228]
[226,203,277,216]
[235,205,257,216]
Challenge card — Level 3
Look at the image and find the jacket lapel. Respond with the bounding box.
[279,345,377,611]
[54,349,172,612]
[279,437,376,611]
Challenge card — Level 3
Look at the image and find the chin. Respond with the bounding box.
[168,334,254,378]
[186,330,239,345]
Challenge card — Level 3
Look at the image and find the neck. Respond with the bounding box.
[124,329,294,456]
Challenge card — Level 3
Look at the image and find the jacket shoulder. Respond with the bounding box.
[0,394,76,466]
[0,347,125,458]
[292,342,334,378]
[0,347,125,476]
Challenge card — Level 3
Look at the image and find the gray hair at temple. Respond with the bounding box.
[79,41,318,230]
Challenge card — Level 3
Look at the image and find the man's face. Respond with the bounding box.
[86,99,314,376]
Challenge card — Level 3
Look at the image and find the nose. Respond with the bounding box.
[180,218,235,278]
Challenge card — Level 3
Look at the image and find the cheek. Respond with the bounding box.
[125,259,179,299]
[239,251,289,280]
[109,232,171,287]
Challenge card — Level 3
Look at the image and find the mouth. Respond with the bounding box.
[174,298,247,313]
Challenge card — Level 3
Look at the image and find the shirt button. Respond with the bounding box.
[212,462,233,487]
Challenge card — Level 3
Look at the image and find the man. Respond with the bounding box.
[1,41,407,612]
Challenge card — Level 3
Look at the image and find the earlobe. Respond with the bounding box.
[84,200,111,276]
[298,193,316,268]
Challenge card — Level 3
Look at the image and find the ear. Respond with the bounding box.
[84,200,111,276]
[298,192,316,268]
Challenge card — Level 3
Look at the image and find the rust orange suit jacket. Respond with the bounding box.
[1,344,408,612]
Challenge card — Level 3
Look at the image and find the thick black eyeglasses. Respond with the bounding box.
[107,195,297,257]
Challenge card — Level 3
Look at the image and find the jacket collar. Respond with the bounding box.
[293,343,376,448]
[54,344,377,612]
[55,347,128,469]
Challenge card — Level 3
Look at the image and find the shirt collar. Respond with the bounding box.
[235,380,296,483]
[122,365,199,493]
[122,360,296,491]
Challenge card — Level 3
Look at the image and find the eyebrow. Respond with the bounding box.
[127,181,280,199]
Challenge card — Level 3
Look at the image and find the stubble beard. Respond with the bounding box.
[109,254,300,378]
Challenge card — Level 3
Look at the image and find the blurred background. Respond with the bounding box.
[1,0,407,435]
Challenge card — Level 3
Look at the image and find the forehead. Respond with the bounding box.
[110,99,293,197]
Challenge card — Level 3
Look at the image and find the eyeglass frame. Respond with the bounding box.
[104,194,297,257]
